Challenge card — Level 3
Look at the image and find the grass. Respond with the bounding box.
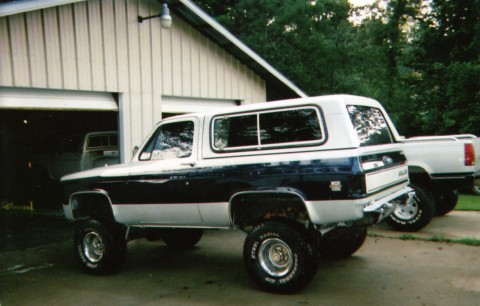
[455,194,480,211]
[368,232,480,246]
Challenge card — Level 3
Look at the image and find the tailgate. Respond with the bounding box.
[358,149,409,195]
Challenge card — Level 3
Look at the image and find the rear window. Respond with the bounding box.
[87,134,118,149]
[212,107,324,152]
[347,105,393,146]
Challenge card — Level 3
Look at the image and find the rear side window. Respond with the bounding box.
[347,105,393,146]
[212,107,324,152]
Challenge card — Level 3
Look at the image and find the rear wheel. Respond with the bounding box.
[386,184,435,232]
[162,228,203,249]
[243,220,318,293]
[473,184,480,196]
[318,226,367,259]
[74,219,126,274]
[435,189,458,216]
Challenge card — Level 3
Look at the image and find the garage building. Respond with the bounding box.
[0,0,306,210]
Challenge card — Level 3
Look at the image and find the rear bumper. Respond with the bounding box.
[306,183,412,226]
[363,186,413,224]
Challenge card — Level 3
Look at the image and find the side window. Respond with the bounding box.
[347,105,393,146]
[260,109,321,144]
[212,107,324,152]
[139,121,194,161]
[214,114,257,149]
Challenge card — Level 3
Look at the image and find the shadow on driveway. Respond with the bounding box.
[0,210,74,253]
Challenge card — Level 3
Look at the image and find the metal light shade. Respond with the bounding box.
[160,3,172,28]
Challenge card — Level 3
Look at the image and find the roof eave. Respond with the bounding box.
[0,0,86,17]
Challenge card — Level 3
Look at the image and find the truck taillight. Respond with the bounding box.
[465,143,475,166]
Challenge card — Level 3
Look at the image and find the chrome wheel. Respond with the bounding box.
[393,192,419,221]
[83,231,105,263]
[258,238,293,277]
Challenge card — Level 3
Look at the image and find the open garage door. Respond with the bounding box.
[0,88,118,111]
[0,88,118,211]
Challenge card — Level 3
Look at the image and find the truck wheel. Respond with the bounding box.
[243,221,318,293]
[318,226,367,259]
[435,189,459,216]
[162,228,203,249]
[386,184,435,232]
[74,219,126,275]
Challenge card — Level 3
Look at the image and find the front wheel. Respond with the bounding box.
[386,184,435,232]
[74,219,126,275]
[243,221,318,293]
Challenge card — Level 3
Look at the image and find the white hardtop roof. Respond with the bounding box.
[160,94,381,122]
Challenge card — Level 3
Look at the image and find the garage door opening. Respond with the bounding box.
[0,110,118,211]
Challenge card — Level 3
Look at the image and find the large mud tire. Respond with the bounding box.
[386,184,435,232]
[243,221,318,294]
[74,219,126,275]
[318,226,367,259]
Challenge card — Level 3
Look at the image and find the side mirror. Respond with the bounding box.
[133,146,139,156]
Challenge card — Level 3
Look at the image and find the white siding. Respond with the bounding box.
[0,0,266,160]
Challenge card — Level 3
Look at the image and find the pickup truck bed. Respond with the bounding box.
[384,134,480,231]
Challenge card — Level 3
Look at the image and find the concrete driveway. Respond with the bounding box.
[0,211,479,305]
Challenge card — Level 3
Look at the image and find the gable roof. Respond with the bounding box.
[0,0,307,99]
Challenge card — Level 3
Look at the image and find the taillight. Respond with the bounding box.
[465,143,475,166]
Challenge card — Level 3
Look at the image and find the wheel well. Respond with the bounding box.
[230,192,310,231]
[71,192,115,221]
[408,166,432,188]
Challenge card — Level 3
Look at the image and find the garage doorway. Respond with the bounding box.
[0,110,118,211]
[0,88,119,211]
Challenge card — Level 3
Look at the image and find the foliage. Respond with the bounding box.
[196,0,480,136]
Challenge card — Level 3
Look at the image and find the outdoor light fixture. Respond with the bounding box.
[138,1,172,29]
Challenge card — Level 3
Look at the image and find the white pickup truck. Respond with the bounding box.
[33,131,120,181]
[385,134,480,231]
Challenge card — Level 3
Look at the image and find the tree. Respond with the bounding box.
[409,0,480,135]
[197,0,480,136]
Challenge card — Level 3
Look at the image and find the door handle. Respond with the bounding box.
[181,162,196,167]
